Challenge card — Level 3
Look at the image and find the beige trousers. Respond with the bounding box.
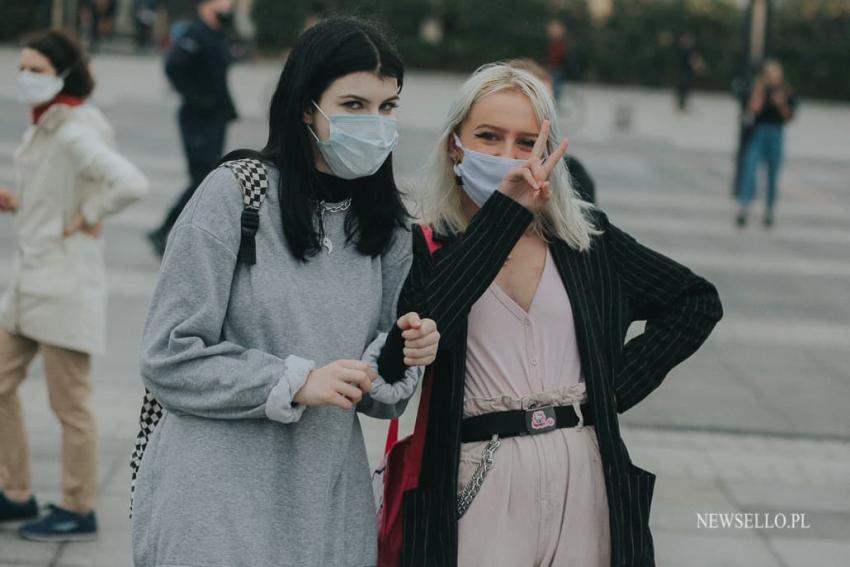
[0,328,96,513]
[457,387,611,567]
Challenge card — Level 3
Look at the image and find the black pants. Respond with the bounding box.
[156,107,227,234]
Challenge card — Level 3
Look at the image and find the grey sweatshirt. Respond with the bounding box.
[132,165,419,567]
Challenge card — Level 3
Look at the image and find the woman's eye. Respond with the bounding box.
[474,132,498,142]
[519,138,537,148]
[380,102,398,113]
[343,101,363,110]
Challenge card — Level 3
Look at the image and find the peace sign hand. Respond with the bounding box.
[496,120,569,213]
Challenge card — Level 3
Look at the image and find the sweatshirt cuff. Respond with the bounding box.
[265,355,315,424]
[363,332,423,405]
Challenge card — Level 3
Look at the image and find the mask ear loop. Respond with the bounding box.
[306,123,320,143]
[307,101,332,143]
[57,56,83,81]
[451,133,464,185]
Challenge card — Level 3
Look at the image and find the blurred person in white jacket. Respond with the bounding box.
[0,29,147,542]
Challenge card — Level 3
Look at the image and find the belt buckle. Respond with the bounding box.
[525,405,557,435]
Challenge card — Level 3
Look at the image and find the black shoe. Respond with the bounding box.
[763,212,774,228]
[146,228,167,257]
[0,492,38,523]
[19,504,98,542]
[735,211,748,228]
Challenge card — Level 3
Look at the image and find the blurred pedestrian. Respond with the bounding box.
[132,17,437,567]
[543,19,569,106]
[82,0,118,52]
[674,32,706,112]
[147,0,237,257]
[735,59,796,229]
[507,58,596,203]
[0,30,147,542]
[133,0,159,52]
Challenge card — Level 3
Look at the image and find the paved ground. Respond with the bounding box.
[0,49,849,567]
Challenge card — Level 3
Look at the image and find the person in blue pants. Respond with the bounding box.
[736,60,796,229]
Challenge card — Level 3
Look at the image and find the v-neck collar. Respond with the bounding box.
[489,246,550,319]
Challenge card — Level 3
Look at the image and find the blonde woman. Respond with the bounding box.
[377,64,723,566]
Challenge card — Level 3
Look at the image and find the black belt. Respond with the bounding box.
[461,404,593,443]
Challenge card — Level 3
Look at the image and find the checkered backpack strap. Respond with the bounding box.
[221,157,270,265]
[129,388,164,516]
[128,159,269,516]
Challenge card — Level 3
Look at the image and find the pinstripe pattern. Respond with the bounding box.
[378,198,722,567]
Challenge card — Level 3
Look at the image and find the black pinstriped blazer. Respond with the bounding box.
[378,191,723,567]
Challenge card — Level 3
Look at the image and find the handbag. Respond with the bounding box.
[374,224,441,567]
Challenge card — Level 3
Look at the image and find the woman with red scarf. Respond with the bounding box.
[0,29,147,542]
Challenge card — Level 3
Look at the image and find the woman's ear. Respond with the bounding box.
[448,132,463,163]
[303,107,314,126]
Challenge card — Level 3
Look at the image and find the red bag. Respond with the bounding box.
[375,225,441,567]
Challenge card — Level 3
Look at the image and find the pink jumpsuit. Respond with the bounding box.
[457,248,611,567]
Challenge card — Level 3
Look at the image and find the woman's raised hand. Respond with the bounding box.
[497,120,569,213]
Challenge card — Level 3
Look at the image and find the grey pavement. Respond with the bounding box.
[0,49,849,567]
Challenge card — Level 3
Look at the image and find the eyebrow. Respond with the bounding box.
[339,94,400,104]
[474,123,541,138]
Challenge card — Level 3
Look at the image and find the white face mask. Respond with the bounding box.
[452,134,526,207]
[309,102,399,180]
[17,70,65,106]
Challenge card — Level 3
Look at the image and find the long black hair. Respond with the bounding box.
[222,16,409,262]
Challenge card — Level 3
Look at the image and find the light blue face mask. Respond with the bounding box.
[309,102,399,180]
[452,134,527,207]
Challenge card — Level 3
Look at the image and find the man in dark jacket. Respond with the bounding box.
[148,0,237,256]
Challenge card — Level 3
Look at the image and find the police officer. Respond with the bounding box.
[148,0,237,256]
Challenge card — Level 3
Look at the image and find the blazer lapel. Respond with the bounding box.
[549,240,612,419]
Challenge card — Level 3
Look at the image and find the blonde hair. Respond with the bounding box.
[416,62,599,251]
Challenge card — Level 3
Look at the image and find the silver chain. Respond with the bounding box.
[316,198,352,254]
[456,435,501,519]
[319,198,352,214]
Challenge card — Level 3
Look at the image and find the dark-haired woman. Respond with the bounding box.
[131,17,439,567]
[0,30,148,541]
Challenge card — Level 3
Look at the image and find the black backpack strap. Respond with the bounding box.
[221,158,270,265]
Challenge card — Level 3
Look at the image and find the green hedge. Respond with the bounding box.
[252,0,850,100]
[4,0,844,99]
[773,1,850,100]
[0,0,45,41]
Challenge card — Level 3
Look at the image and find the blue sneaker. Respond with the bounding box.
[0,492,39,523]
[19,504,98,542]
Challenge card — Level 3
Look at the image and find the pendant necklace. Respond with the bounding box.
[317,198,352,254]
